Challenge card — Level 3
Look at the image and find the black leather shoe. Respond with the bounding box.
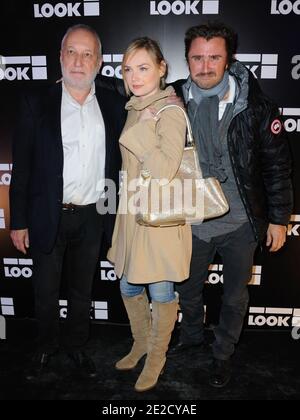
[25,352,54,381]
[209,358,231,388]
[68,351,97,378]
[167,341,207,358]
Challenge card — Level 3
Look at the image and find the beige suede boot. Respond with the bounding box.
[134,297,178,392]
[115,291,151,370]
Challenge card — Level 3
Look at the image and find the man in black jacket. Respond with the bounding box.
[9,24,126,380]
[168,22,293,388]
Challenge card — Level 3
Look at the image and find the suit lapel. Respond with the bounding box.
[46,84,63,141]
[44,84,64,173]
[95,86,113,179]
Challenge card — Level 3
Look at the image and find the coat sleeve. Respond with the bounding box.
[9,94,35,230]
[119,107,186,182]
[259,101,293,226]
[95,75,127,97]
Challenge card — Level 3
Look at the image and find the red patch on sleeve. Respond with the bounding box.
[271,119,283,135]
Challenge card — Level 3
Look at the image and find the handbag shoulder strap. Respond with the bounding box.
[156,104,194,147]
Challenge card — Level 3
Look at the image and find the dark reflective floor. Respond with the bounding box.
[0,320,299,400]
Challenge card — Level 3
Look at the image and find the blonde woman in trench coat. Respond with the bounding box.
[107,37,192,392]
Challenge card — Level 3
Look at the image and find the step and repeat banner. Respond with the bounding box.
[0,0,299,330]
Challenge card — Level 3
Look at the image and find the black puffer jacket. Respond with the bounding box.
[173,62,293,241]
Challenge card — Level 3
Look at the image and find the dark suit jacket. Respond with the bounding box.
[9,82,127,253]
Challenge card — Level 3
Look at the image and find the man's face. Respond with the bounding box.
[187,37,228,89]
[60,29,102,91]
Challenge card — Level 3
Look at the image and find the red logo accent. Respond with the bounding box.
[271,119,282,135]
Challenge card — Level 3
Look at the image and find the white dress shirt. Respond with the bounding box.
[219,75,236,120]
[61,82,106,205]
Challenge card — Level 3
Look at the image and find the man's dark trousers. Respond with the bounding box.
[176,222,258,360]
[30,204,103,353]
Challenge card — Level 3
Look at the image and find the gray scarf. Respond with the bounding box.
[190,71,230,105]
[188,71,231,182]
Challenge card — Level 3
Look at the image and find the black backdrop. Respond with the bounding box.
[0,0,299,330]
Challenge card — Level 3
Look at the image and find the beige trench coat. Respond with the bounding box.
[107,87,192,284]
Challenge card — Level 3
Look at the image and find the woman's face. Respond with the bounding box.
[123,48,166,99]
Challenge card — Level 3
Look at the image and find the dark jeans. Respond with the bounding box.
[30,205,104,353]
[175,222,258,360]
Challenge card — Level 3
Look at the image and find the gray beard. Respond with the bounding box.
[61,66,98,91]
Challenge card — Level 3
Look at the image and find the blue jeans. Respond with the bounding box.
[120,275,175,303]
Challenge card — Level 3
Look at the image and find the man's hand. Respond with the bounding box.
[10,229,30,254]
[266,224,287,252]
[166,91,184,108]
[138,107,159,123]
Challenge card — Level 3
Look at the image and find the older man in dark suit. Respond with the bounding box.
[9,24,126,380]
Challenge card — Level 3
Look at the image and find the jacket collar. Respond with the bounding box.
[228,61,249,117]
[125,86,174,111]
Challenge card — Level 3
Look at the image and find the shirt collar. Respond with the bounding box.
[221,75,236,105]
[62,81,96,107]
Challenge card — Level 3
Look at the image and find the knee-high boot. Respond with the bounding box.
[134,297,178,392]
[115,291,151,370]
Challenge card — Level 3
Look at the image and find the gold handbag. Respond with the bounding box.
[136,105,229,227]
